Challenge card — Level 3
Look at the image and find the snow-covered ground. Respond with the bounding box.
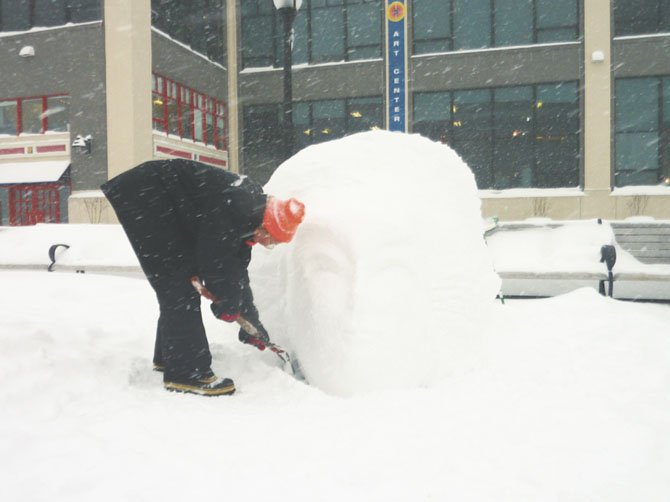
[1,132,669,500]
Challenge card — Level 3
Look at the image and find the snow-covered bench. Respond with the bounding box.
[606,221,670,300]
[485,220,612,298]
[485,219,670,301]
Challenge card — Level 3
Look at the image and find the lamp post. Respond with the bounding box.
[273,0,301,161]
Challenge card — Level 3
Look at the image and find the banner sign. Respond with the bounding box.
[385,1,408,132]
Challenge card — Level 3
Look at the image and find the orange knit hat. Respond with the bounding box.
[262,197,306,243]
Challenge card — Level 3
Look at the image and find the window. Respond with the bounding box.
[614,0,670,37]
[347,1,382,60]
[241,0,382,69]
[152,74,227,150]
[413,0,579,55]
[34,0,67,27]
[22,98,44,134]
[615,77,670,186]
[295,97,383,148]
[241,1,276,67]
[45,96,70,132]
[413,82,580,189]
[347,97,383,133]
[0,0,30,31]
[151,0,224,64]
[68,0,102,23]
[0,101,17,135]
[413,0,452,54]
[0,95,69,135]
[0,0,101,31]
[536,0,579,42]
[243,104,282,185]
[243,96,382,182]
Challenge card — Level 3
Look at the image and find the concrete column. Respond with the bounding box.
[104,0,153,179]
[226,0,240,173]
[582,0,613,217]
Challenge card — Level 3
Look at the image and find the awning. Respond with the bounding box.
[0,160,70,184]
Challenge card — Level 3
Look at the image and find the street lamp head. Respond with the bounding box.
[273,0,302,10]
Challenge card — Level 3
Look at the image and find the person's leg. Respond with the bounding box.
[152,277,235,396]
[153,329,163,369]
[103,176,198,372]
[151,275,212,382]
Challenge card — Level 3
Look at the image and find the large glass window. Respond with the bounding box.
[152,73,227,150]
[413,0,579,55]
[535,82,580,187]
[244,96,382,182]
[241,1,276,68]
[413,82,580,189]
[45,96,70,132]
[614,0,670,37]
[0,101,18,135]
[494,0,534,47]
[0,0,31,31]
[243,105,283,184]
[0,0,101,31]
[312,3,346,62]
[615,77,670,186]
[0,95,69,134]
[34,0,67,27]
[453,0,491,50]
[413,0,452,54]
[68,0,103,23]
[453,90,495,187]
[22,98,45,134]
[347,0,382,60]
[537,0,579,42]
[295,97,382,148]
[151,0,224,64]
[241,0,382,69]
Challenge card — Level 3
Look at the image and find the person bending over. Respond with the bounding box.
[101,159,305,396]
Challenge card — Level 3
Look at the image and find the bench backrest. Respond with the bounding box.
[611,223,670,265]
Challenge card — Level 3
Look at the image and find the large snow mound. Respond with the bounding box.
[250,131,501,395]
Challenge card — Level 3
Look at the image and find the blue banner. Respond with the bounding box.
[386,1,408,132]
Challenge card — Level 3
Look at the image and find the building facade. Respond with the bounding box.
[0,0,669,224]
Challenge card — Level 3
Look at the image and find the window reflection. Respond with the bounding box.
[0,0,102,31]
[243,96,382,183]
[0,101,18,135]
[614,0,670,36]
[615,77,670,186]
[21,98,44,134]
[413,0,579,55]
[151,0,224,64]
[46,96,70,132]
[413,82,580,189]
[241,0,382,69]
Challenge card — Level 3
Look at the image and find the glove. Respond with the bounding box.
[239,321,270,351]
[210,302,240,323]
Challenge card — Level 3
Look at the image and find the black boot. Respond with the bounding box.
[164,370,235,396]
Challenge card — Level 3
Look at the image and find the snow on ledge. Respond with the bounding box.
[0,21,101,38]
[412,41,580,59]
[69,190,105,199]
[612,185,670,196]
[241,57,383,74]
[479,187,584,199]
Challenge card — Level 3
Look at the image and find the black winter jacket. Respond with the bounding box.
[101,159,267,317]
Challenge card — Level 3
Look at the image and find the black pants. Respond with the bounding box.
[102,176,211,381]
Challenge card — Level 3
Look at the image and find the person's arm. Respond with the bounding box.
[195,211,248,320]
[236,280,271,349]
